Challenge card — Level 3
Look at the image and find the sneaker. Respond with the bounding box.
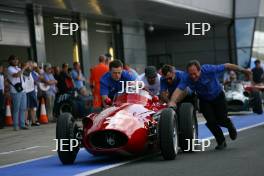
[228,123,237,140]
[32,122,40,126]
[215,141,227,150]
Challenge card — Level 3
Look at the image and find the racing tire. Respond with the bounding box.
[251,91,263,114]
[178,103,198,152]
[56,113,80,164]
[159,108,178,160]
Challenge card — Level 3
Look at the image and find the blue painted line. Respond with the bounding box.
[199,113,264,139]
[1,113,263,176]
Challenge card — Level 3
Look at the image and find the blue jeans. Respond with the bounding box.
[11,92,27,128]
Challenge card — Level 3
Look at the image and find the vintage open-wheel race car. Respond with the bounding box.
[56,89,198,164]
[224,81,263,114]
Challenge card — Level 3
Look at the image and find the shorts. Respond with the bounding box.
[27,90,38,109]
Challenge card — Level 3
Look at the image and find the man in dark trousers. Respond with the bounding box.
[168,60,252,150]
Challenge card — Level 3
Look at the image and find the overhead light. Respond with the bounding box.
[95,22,111,26]
[148,25,154,32]
[95,30,112,33]
[109,47,114,60]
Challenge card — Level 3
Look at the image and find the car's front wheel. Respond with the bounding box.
[56,113,79,164]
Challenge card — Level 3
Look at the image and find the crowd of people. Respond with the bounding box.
[0,53,113,130]
[0,52,263,150]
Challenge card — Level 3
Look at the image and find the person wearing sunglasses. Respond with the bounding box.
[160,65,188,103]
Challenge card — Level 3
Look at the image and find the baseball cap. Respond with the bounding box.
[145,66,157,78]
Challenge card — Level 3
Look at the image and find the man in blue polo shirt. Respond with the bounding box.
[169,60,252,150]
[160,65,188,103]
[100,60,135,107]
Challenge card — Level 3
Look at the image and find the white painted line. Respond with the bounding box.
[75,161,133,176]
[236,122,264,133]
[0,155,53,169]
[75,121,264,176]
[0,146,49,155]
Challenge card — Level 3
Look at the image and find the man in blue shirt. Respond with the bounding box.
[160,65,188,103]
[71,62,87,96]
[169,60,252,150]
[100,60,135,107]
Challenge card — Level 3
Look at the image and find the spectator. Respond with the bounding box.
[7,55,28,130]
[71,62,87,96]
[251,59,264,84]
[90,55,109,108]
[22,61,39,126]
[0,63,5,129]
[57,63,74,94]
[53,66,61,82]
[43,63,57,122]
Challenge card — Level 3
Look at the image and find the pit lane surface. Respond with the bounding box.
[0,113,264,176]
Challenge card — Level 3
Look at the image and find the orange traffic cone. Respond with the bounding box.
[5,98,13,126]
[39,97,48,124]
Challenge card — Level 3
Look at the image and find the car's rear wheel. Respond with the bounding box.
[178,103,198,152]
[250,91,263,114]
[59,101,73,115]
[159,108,178,160]
[56,113,79,164]
[58,100,80,118]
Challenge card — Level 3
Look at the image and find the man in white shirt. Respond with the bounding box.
[7,55,29,131]
[137,66,161,96]
[23,61,39,127]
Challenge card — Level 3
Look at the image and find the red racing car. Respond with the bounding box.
[56,90,198,164]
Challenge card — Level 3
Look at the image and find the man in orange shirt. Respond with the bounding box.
[90,55,109,108]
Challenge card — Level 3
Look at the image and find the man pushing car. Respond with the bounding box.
[100,60,136,107]
[168,60,252,150]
